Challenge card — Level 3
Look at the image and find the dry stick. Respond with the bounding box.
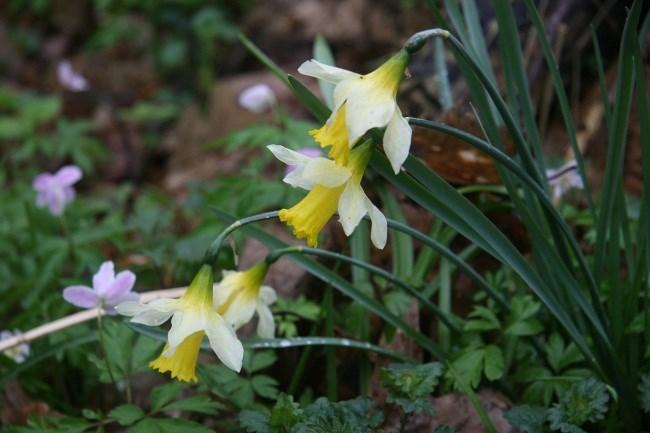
[0,287,186,353]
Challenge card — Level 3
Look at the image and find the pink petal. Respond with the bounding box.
[92,261,115,294]
[32,173,54,191]
[103,270,136,303]
[63,286,99,308]
[105,291,140,311]
[55,165,82,186]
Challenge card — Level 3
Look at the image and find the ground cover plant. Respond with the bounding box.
[1,1,649,432]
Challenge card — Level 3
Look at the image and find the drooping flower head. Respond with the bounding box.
[299,50,412,173]
[214,261,277,338]
[0,330,30,363]
[63,261,138,312]
[117,265,243,382]
[33,165,83,216]
[269,141,387,249]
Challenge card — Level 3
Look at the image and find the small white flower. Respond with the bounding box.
[1,330,30,363]
[238,84,277,113]
[546,160,584,201]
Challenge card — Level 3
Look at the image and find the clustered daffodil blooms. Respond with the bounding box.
[213,261,277,339]
[268,141,387,249]
[117,265,243,383]
[299,49,412,174]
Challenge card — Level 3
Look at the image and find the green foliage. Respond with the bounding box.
[274,295,321,338]
[87,319,162,383]
[639,373,650,413]
[448,344,505,388]
[547,379,610,433]
[108,404,146,426]
[380,362,443,414]
[505,405,548,433]
[199,350,279,408]
[240,394,383,433]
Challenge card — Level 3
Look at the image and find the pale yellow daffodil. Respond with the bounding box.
[116,265,243,382]
[213,261,277,339]
[268,141,387,249]
[299,50,412,174]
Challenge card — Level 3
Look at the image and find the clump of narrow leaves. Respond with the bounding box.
[239,394,383,433]
[380,362,444,415]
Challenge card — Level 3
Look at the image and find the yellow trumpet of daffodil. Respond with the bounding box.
[213,261,277,339]
[116,265,243,382]
[299,50,412,174]
[268,141,387,249]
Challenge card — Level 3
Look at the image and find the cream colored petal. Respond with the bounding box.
[283,167,315,190]
[267,144,310,166]
[259,286,277,306]
[118,299,176,326]
[298,60,360,84]
[383,108,412,174]
[256,303,275,339]
[204,313,244,372]
[165,310,206,355]
[213,279,239,308]
[332,78,358,111]
[303,158,351,187]
[337,182,367,236]
[222,294,257,330]
[365,197,387,249]
[345,89,396,145]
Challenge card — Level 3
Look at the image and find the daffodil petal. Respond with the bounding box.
[303,158,351,187]
[259,286,277,305]
[338,182,368,236]
[284,167,315,190]
[365,197,387,249]
[256,303,275,339]
[222,293,257,329]
[298,60,361,84]
[205,314,244,372]
[346,89,396,145]
[332,77,357,111]
[383,108,412,174]
[267,144,310,167]
[166,310,205,355]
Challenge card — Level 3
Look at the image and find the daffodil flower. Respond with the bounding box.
[299,50,412,173]
[268,141,387,249]
[213,261,277,339]
[116,265,243,382]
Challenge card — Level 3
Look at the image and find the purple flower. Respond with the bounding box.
[63,261,138,312]
[57,60,89,92]
[33,165,82,216]
[284,148,322,175]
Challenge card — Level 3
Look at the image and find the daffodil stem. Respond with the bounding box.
[266,246,460,333]
[203,211,280,267]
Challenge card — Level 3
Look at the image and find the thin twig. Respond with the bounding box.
[0,287,186,352]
